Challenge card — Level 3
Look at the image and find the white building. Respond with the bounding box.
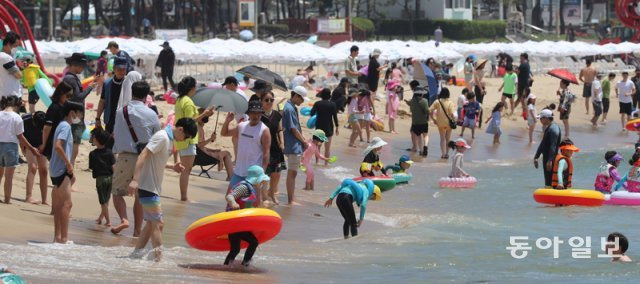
[362,0,473,20]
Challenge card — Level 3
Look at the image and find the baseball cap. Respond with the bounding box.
[399,155,414,164]
[247,100,264,113]
[538,109,553,119]
[113,56,128,69]
[222,76,239,86]
[454,138,471,149]
[293,86,308,97]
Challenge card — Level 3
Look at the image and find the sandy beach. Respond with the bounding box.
[1,73,638,282]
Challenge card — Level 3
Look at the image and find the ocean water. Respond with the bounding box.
[3,124,640,283]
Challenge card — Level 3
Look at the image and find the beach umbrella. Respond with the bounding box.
[193,87,249,133]
[237,65,288,91]
[193,88,248,113]
[547,68,579,85]
[413,61,438,100]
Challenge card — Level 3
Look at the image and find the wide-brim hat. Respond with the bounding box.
[475,59,488,70]
[363,137,388,156]
[245,165,270,185]
[372,48,382,56]
[312,129,328,142]
[65,52,88,65]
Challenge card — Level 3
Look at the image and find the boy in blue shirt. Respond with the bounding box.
[50,101,84,244]
[460,92,482,139]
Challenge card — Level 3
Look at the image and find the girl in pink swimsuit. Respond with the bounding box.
[386,80,401,134]
[302,130,329,190]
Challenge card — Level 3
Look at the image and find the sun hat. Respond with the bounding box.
[245,165,270,185]
[312,129,328,142]
[372,185,382,201]
[475,59,488,70]
[399,155,414,164]
[372,48,382,56]
[363,137,388,156]
[454,138,471,149]
[250,79,272,93]
[527,93,537,100]
[113,56,128,69]
[293,86,308,97]
[559,144,580,152]
[538,109,553,119]
[65,53,88,66]
[360,179,381,201]
[247,100,264,113]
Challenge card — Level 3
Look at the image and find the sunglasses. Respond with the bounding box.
[263,98,275,103]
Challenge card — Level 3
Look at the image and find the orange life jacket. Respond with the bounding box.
[551,154,573,188]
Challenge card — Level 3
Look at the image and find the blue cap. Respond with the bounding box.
[113,56,128,69]
[399,155,414,164]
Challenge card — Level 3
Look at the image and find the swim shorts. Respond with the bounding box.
[138,189,163,222]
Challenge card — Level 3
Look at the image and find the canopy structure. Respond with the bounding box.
[24,37,640,64]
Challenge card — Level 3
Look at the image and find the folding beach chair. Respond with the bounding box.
[193,147,220,178]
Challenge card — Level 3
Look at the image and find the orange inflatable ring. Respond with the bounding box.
[533,188,605,206]
[625,118,640,132]
[81,76,95,89]
[185,208,282,251]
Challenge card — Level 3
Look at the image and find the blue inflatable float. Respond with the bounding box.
[306,115,317,129]
[300,106,312,116]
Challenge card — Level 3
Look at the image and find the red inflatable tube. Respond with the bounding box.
[186,214,282,251]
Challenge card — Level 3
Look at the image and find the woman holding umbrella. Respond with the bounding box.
[548,69,579,139]
[474,59,488,127]
[174,76,214,201]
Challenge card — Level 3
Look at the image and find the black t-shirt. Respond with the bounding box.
[310,100,338,136]
[367,58,381,86]
[261,111,283,154]
[22,113,43,148]
[101,77,123,133]
[44,103,65,159]
[363,151,379,163]
[518,62,530,88]
[331,87,346,101]
[88,148,115,178]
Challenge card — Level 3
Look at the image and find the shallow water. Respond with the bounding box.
[3,123,640,283]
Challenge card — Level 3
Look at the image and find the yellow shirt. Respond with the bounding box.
[174,96,198,150]
[429,98,456,129]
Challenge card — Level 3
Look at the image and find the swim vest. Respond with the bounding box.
[594,164,615,193]
[360,161,384,176]
[552,154,573,188]
[627,166,640,192]
[226,181,257,211]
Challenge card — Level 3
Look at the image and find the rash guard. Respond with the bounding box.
[329,179,373,221]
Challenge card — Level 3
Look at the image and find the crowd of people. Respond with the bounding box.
[3,28,640,267]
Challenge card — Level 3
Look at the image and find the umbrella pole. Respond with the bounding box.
[213,108,221,134]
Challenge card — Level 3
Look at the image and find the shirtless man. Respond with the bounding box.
[579,59,597,115]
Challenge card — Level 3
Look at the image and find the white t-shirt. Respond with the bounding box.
[0,110,23,144]
[0,52,22,99]
[617,80,635,104]
[527,104,537,125]
[457,94,467,109]
[138,130,172,195]
[591,79,603,102]
[291,75,307,88]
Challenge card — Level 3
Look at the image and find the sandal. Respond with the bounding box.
[443,154,449,159]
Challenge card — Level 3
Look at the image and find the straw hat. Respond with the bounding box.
[475,59,488,70]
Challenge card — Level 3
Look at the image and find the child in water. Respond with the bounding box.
[360,137,388,176]
[448,138,471,178]
[624,153,640,192]
[552,139,580,190]
[594,151,624,194]
[324,179,382,239]
[485,102,505,145]
[384,155,413,174]
[606,232,632,262]
[224,165,270,266]
[302,130,330,190]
